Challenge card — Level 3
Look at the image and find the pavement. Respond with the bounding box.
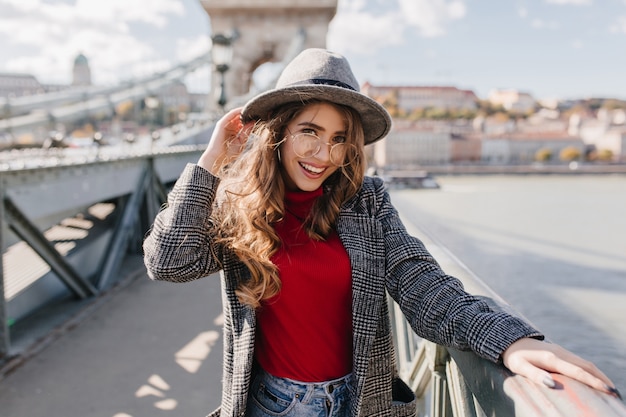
[0,255,225,417]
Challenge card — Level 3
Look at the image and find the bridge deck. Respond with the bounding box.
[1,175,625,416]
[0,255,224,417]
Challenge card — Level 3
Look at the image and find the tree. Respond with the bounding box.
[476,100,506,117]
[381,90,401,117]
[535,148,552,162]
[115,100,135,121]
[559,146,581,161]
[596,149,614,161]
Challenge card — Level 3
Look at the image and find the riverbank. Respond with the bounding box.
[417,163,626,175]
[379,163,626,189]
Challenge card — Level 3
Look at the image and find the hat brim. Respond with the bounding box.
[241,85,391,145]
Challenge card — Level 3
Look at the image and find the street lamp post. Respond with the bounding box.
[211,33,234,112]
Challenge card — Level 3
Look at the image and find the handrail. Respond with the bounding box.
[0,148,204,359]
[0,54,210,127]
[1,145,624,414]
[390,213,626,416]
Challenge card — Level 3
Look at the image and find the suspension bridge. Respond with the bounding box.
[0,7,624,417]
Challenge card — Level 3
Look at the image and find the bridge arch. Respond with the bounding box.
[199,0,338,108]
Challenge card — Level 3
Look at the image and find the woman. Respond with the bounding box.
[143,49,619,417]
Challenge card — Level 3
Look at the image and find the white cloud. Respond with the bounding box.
[328,0,466,54]
[176,35,211,62]
[184,67,210,93]
[328,2,405,54]
[398,0,466,37]
[0,0,43,12]
[545,0,592,5]
[339,0,368,13]
[0,0,190,84]
[609,16,626,33]
[73,0,185,28]
[176,35,212,93]
[530,18,560,30]
[518,6,529,18]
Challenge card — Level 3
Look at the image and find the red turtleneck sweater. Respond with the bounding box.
[255,187,353,382]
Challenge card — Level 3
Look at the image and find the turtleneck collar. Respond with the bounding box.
[284,187,323,220]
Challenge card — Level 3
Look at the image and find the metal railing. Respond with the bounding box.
[0,145,205,358]
[0,25,307,137]
[390,216,626,416]
[1,144,624,414]
[0,53,210,134]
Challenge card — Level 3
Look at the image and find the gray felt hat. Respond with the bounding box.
[241,48,392,145]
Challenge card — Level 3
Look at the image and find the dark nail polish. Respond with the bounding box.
[607,386,622,400]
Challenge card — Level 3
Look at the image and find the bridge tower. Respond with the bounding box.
[199,0,338,109]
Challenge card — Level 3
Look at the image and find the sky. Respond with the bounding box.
[1,0,625,101]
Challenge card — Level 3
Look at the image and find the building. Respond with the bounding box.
[373,120,452,170]
[0,73,44,98]
[362,83,478,113]
[569,110,626,160]
[160,81,191,110]
[72,53,92,86]
[189,92,208,113]
[488,89,536,113]
[481,131,585,163]
[591,127,626,161]
[450,133,482,162]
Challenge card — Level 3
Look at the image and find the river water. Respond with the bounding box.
[389,174,626,391]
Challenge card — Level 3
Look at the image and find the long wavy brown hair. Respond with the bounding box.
[213,99,366,308]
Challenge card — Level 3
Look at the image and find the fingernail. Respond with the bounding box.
[606,385,623,400]
[543,376,556,388]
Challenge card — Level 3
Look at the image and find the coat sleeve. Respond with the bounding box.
[369,178,543,363]
[143,163,224,282]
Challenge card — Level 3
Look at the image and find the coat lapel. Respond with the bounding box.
[337,205,387,401]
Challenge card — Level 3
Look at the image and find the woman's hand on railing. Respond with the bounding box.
[502,337,621,400]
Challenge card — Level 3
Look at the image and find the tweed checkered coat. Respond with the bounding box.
[143,164,541,417]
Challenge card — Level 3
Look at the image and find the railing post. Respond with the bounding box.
[431,370,449,417]
[3,196,97,299]
[97,160,152,289]
[0,181,10,358]
[430,344,453,417]
[391,213,626,416]
[145,156,168,225]
[446,359,480,417]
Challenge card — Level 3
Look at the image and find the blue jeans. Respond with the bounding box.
[246,369,352,417]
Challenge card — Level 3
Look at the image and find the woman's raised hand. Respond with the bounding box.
[502,337,621,399]
[198,107,253,175]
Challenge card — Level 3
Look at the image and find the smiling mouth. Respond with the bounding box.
[300,162,325,175]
